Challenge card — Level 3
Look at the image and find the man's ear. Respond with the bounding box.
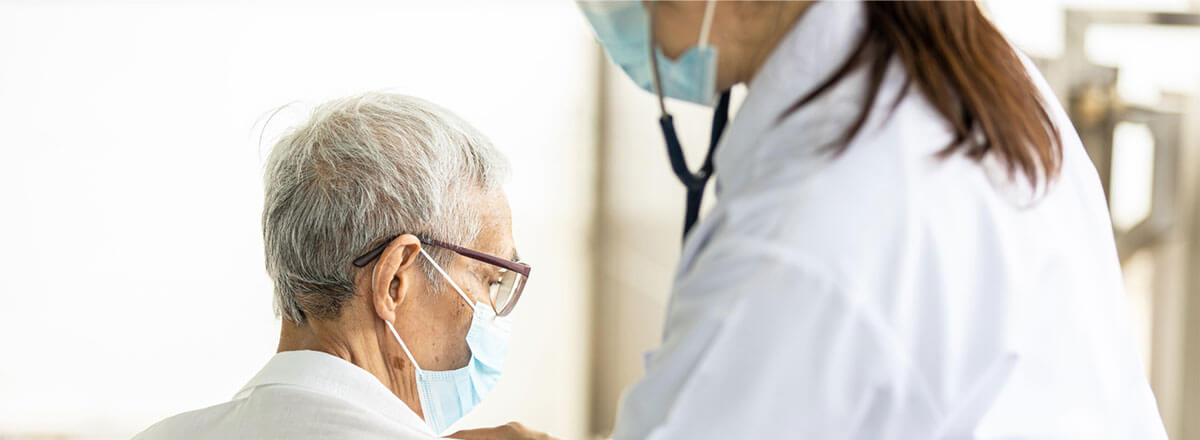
[370,234,423,324]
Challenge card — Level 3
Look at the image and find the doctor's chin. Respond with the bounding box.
[3,1,1200,439]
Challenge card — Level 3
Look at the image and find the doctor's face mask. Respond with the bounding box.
[578,0,719,106]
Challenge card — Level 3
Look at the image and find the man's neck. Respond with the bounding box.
[277,318,424,420]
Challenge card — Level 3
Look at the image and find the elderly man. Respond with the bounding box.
[135,93,549,439]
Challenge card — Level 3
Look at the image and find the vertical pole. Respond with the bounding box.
[1179,96,1200,440]
[587,40,613,438]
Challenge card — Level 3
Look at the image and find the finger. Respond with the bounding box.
[445,427,502,440]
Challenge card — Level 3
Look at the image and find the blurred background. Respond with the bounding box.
[0,0,1198,439]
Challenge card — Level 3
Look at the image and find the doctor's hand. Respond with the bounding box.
[446,422,558,440]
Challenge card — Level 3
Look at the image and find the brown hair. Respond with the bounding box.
[781,1,1062,187]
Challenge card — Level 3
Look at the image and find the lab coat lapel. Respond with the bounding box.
[712,0,869,200]
[678,1,869,271]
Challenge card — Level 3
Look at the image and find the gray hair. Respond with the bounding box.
[262,92,509,324]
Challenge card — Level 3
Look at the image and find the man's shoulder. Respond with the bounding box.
[132,398,242,440]
[131,386,317,439]
[134,384,437,440]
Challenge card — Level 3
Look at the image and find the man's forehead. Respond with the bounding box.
[472,190,515,259]
[476,192,512,229]
[493,238,517,262]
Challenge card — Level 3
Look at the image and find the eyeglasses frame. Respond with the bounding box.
[351,234,531,316]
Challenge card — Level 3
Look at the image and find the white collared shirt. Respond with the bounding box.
[134,350,438,440]
[612,1,1165,439]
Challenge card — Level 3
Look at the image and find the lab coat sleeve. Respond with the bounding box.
[611,237,944,440]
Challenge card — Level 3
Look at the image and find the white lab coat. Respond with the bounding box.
[611,2,1166,439]
[133,350,439,440]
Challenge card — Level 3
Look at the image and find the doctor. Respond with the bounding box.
[460,1,1167,438]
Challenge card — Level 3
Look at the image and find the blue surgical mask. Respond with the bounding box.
[384,248,511,435]
[579,0,718,106]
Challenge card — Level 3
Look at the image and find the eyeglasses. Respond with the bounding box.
[352,235,530,317]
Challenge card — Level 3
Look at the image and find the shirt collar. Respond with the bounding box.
[235,350,433,435]
[713,1,867,197]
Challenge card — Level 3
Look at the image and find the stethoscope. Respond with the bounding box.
[646,0,732,242]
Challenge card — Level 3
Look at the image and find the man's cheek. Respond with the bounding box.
[458,306,475,365]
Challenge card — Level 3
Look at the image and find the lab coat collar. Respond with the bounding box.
[713,1,867,198]
[235,350,433,435]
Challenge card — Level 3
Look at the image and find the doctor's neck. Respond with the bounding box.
[729,2,813,89]
[655,1,813,91]
[278,314,424,419]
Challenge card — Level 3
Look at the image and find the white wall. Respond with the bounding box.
[0,1,596,438]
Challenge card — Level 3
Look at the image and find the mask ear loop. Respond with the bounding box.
[386,320,422,371]
[648,0,717,117]
[379,246,475,372]
[369,250,423,371]
[419,248,475,307]
[647,1,668,117]
[698,0,716,49]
